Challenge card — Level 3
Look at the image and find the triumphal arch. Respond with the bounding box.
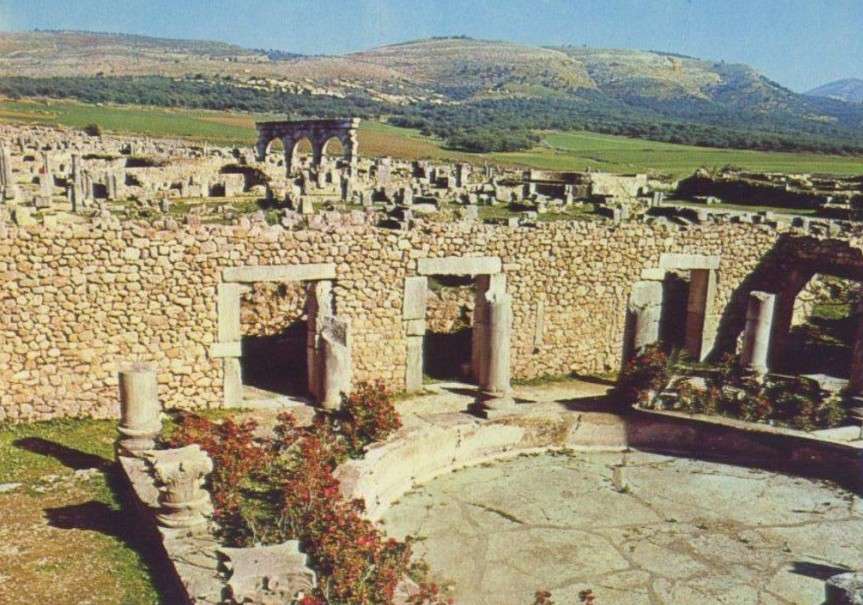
[254,118,360,175]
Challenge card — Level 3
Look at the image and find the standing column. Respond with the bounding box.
[740,291,777,374]
[481,293,515,415]
[0,146,17,201]
[320,316,352,411]
[307,280,333,402]
[116,364,162,457]
[627,281,664,359]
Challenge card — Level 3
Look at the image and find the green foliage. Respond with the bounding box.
[616,345,670,406]
[4,75,863,156]
[663,355,848,431]
[167,382,445,605]
[82,122,101,136]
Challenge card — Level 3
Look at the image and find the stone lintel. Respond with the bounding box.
[417,256,501,276]
[659,253,720,271]
[223,263,336,283]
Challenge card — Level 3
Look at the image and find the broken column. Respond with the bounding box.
[0,146,17,201]
[740,290,776,374]
[627,281,663,358]
[146,445,213,529]
[116,364,162,457]
[320,316,352,411]
[307,280,333,402]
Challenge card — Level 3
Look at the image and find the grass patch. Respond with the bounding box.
[3,98,862,177]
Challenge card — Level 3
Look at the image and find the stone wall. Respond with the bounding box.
[425,285,473,333]
[240,282,308,337]
[0,217,832,422]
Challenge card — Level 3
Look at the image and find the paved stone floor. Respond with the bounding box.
[382,451,863,605]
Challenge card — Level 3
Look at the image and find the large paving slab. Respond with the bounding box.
[381,451,863,605]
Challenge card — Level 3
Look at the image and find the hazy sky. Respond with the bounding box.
[1,0,861,92]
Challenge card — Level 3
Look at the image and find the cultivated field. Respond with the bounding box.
[2,98,862,177]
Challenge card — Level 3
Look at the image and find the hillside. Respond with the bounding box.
[807,78,863,104]
[2,31,863,155]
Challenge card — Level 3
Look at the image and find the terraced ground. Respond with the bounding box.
[2,98,862,178]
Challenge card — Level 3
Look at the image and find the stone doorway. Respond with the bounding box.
[626,254,720,362]
[239,282,308,400]
[423,275,475,382]
[404,256,508,394]
[213,264,352,409]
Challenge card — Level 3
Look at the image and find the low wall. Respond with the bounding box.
[336,405,863,520]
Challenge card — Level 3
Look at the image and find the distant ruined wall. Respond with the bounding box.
[240,281,308,337]
[0,218,828,422]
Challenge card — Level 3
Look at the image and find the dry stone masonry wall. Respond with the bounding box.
[0,215,805,422]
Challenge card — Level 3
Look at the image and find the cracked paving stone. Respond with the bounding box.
[382,451,863,605]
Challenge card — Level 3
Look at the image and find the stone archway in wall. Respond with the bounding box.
[404,256,511,395]
[212,263,351,409]
[761,245,863,389]
[625,253,721,362]
[254,118,360,176]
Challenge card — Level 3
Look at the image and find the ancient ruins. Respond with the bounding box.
[3,117,863,604]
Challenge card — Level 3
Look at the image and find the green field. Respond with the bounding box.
[2,98,861,177]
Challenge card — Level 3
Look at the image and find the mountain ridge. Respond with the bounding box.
[2,31,863,155]
[807,78,863,104]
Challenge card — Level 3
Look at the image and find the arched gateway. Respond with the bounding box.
[254,118,360,176]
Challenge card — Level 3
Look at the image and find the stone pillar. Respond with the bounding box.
[740,290,777,374]
[307,280,333,402]
[146,445,213,529]
[0,146,17,201]
[481,292,515,414]
[403,276,427,392]
[116,364,162,457]
[626,280,663,359]
[282,138,292,176]
[684,269,717,361]
[320,316,352,410]
[345,129,359,173]
[472,274,505,385]
[847,302,863,395]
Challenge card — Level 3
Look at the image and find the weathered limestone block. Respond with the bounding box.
[219,541,316,604]
[684,268,717,361]
[417,256,501,276]
[627,280,663,357]
[223,263,336,283]
[740,290,776,374]
[320,315,352,411]
[117,365,162,457]
[403,276,427,320]
[146,445,213,529]
[405,336,424,393]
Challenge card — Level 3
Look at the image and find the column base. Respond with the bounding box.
[469,391,518,419]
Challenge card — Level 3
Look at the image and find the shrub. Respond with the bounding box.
[336,380,402,457]
[534,590,555,605]
[616,345,670,405]
[83,123,102,137]
[164,385,446,605]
